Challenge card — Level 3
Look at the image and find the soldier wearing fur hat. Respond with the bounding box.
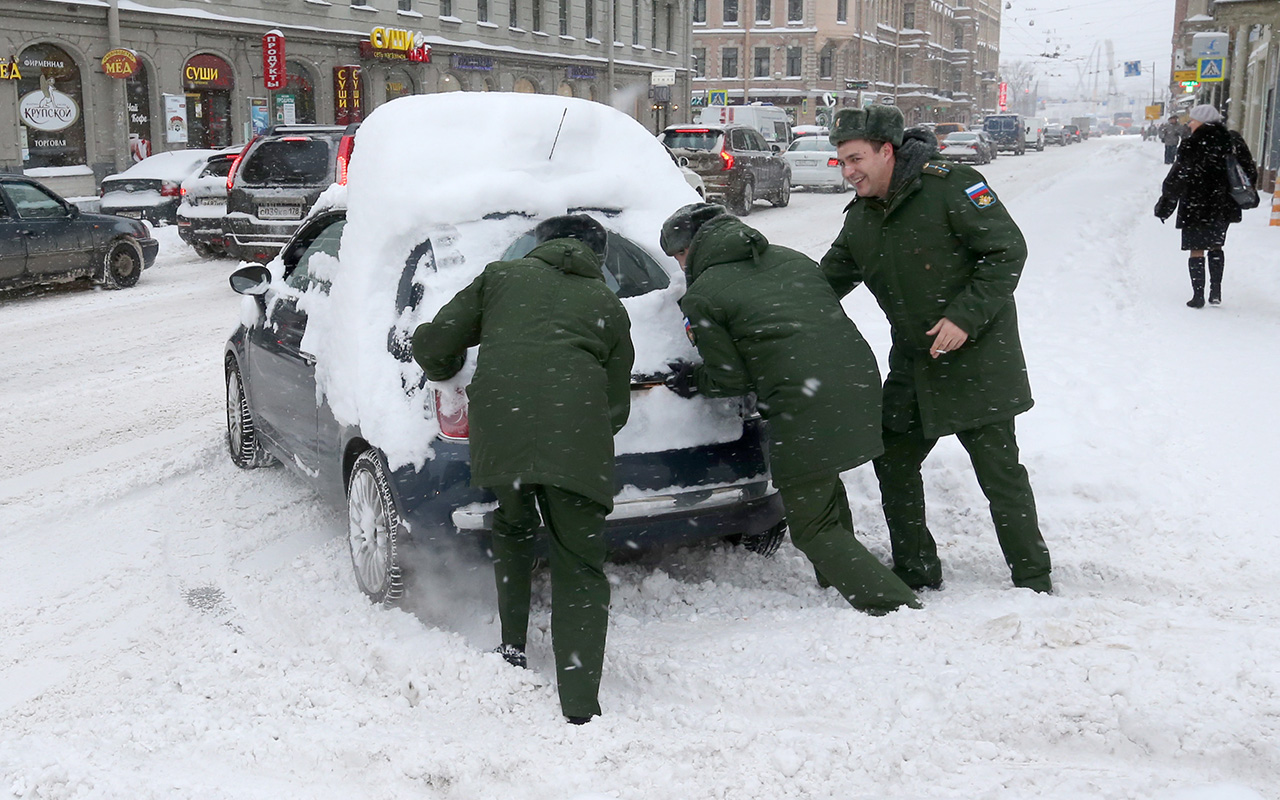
[660,202,922,615]
[818,105,1053,594]
[412,214,634,724]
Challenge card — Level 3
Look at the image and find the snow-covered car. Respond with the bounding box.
[0,175,157,291]
[780,136,848,192]
[224,93,786,605]
[941,132,993,164]
[176,147,243,258]
[99,149,226,224]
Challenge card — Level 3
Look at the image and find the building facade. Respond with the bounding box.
[689,0,1001,127]
[2,0,691,196]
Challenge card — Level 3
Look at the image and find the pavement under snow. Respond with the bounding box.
[1,135,1277,800]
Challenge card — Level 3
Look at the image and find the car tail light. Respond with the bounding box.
[226,136,257,193]
[280,136,312,142]
[179,186,187,197]
[160,181,181,197]
[336,134,356,186]
[719,148,735,171]
[827,157,840,168]
[435,388,469,439]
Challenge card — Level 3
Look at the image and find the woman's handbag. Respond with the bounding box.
[1225,153,1260,210]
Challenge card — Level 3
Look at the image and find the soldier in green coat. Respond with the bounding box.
[820,105,1052,594]
[660,203,920,615]
[412,215,635,724]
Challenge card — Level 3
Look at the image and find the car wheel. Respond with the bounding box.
[101,238,143,289]
[347,449,405,606]
[834,180,849,194]
[734,521,787,558]
[191,241,216,259]
[732,179,754,217]
[773,176,791,208]
[225,358,277,469]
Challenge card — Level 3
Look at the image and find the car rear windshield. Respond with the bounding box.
[240,139,333,185]
[202,158,235,178]
[501,229,670,298]
[787,138,834,152]
[945,133,978,143]
[661,130,722,151]
[984,117,1018,132]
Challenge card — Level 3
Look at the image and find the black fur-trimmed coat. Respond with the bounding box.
[1159,122,1256,228]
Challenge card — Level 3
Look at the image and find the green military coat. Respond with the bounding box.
[411,239,635,510]
[681,215,884,488]
[819,159,1033,438]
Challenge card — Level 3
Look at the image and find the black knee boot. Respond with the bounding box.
[1207,250,1224,305]
[1187,256,1206,308]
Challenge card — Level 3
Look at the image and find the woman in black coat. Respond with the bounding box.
[1155,104,1257,308]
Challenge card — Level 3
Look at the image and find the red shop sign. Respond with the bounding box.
[184,53,234,90]
[333,65,363,125]
[263,30,286,90]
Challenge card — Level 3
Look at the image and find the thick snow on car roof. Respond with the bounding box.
[105,149,223,181]
[288,93,729,470]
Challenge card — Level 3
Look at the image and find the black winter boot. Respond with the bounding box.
[1207,250,1224,305]
[1187,256,1206,308]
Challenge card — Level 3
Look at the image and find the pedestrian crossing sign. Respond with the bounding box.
[708,90,728,106]
[1197,58,1225,82]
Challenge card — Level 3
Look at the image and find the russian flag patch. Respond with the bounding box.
[965,181,997,209]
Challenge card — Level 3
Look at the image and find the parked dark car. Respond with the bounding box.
[1,175,157,292]
[224,94,786,606]
[658,124,791,216]
[1062,124,1083,144]
[98,149,226,224]
[177,149,242,258]
[982,113,1027,155]
[223,124,358,263]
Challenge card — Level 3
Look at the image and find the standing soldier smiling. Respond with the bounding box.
[819,105,1053,594]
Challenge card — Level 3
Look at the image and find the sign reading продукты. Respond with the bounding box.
[263,31,286,90]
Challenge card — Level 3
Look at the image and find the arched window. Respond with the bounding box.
[17,43,87,168]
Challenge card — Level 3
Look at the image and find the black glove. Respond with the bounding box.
[664,360,700,398]
[1154,195,1177,222]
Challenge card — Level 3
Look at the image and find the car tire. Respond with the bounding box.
[772,176,791,208]
[100,238,143,290]
[191,241,216,259]
[834,180,849,194]
[347,449,406,606]
[732,179,754,217]
[735,521,787,558]
[225,358,277,469]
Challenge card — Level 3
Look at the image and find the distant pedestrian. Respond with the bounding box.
[1154,104,1257,308]
[1160,115,1187,164]
[412,215,634,725]
[659,203,921,615]
[820,105,1053,594]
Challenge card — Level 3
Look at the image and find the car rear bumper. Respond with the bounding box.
[787,165,845,187]
[139,237,159,267]
[101,200,180,223]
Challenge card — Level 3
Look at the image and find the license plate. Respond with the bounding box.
[116,210,142,219]
[258,205,302,220]
[197,197,224,206]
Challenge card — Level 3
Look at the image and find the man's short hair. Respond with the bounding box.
[534,214,608,257]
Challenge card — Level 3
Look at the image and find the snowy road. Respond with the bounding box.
[2,136,1278,800]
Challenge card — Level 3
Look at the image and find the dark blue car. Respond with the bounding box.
[225,208,786,605]
[0,175,157,292]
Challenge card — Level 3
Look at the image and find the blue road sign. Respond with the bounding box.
[708,90,728,106]
[1124,61,1141,77]
[1197,58,1224,82]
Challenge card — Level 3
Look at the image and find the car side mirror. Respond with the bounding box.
[65,203,80,218]
[770,144,783,154]
[229,264,272,295]
[676,155,690,168]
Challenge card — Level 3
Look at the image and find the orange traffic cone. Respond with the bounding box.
[1272,186,1280,227]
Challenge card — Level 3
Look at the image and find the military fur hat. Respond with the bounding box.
[660,202,727,256]
[829,105,906,147]
[534,214,608,257]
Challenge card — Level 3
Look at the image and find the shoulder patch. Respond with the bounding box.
[964,181,998,209]
[683,316,697,346]
[922,162,951,177]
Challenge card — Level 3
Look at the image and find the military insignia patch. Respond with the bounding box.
[922,162,951,177]
[684,316,696,346]
[965,181,997,208]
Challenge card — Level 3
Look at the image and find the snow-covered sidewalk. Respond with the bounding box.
[1,136,1277,800]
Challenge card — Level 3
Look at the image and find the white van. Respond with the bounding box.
[696,104,792,150]
[1024,117,1047,152]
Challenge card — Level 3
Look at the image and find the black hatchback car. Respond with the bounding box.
[659,124,791,216]
[0,175,157,292]
[223,124,357,263]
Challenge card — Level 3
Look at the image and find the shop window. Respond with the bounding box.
[385,68,415,100]
[183,53,234,149]
[753,47,769,78]
[281,61,317,124]
[16,43,88,169]
[126,64,153,163]
[722,46,738,78]
[438,73,462,91]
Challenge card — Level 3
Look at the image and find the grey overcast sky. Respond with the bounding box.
[999,0,1177,99]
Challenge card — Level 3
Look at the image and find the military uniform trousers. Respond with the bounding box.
[490,483,610,719]
[777,474,922,614]
[872,410,1052,592]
